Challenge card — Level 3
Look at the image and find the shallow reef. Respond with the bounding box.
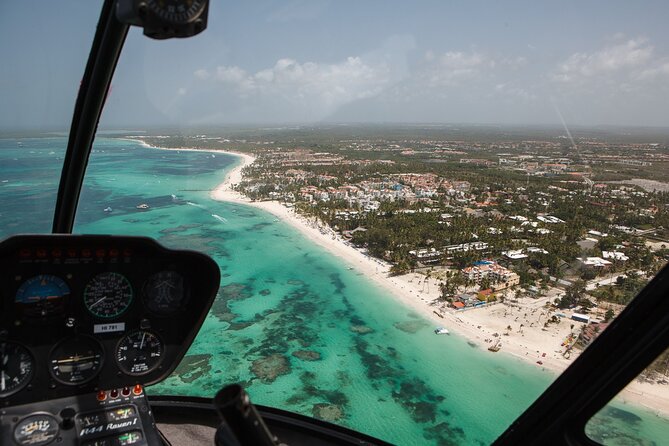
[250,353,291,383]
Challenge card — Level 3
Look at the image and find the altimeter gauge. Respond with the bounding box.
[0,342,34,398]
[115,330,164,376]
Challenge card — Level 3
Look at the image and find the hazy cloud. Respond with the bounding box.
[214,66,248,83]
[552,38,654,83]
[184,36,669,126]
[494,83,536,102]
[416,50,529,89]
[193,69,210,80]
[636,61,669,82]
[422,51,489,87]
[192,56,392,120]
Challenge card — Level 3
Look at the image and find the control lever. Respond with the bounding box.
[213,384,284,446]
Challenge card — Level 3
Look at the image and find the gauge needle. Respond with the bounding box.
[89,296,107,308]
[140,332,146,350]
[57,355,96,363]
[1,370,6,391]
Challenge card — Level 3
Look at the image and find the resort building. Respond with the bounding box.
[602,251,629,262]
[408,248,443,265]
[502,250,528,260]
[461,261,520,290]
[577,257,613,269]
[411,242,490,264]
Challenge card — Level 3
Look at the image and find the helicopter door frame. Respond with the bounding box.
[52,0,128,234]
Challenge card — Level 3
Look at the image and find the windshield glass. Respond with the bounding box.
[4,1,669,445]
[0,2,100,235]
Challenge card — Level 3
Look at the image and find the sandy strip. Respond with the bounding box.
[209,151,576,372]
[138,141,669,419]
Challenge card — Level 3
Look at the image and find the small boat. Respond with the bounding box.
[434,327,450,335]
[136,203,150,210]
[103,206,113,213]
[488,341,501,352]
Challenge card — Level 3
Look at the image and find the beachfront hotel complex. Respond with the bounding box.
[461,261,521,291]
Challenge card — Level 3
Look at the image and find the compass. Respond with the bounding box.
[116,0,209,39]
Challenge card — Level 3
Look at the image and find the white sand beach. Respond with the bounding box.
[151,144,669,419]
[209,150,580,371]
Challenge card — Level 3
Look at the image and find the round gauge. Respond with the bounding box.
[147,0,206,24]
[49,336,103,386]
[143,271,185,315]
[84,272,133,319]
[14,414,59,446]
[0,342,34,398]
[15,275,70,318]
[115,330,164,376]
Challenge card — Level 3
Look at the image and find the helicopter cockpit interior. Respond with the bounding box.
[0,234,220,446]
[2,1,669,445]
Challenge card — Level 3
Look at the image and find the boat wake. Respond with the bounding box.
[211,214,227,223]
[186,201,204,208]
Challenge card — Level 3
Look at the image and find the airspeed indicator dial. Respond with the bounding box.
[116,330,163,376]
[84,272,133,319]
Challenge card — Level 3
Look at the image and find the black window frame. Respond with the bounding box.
[494,263,669,445]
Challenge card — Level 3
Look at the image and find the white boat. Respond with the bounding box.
[103,206,113,213]
[136,203,150,209]
[434,327,450,335]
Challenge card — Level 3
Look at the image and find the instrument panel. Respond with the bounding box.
[0,234,220,407]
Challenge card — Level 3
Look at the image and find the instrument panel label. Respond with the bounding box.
[94,323,126,334]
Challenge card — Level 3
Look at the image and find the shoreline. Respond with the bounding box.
[207,150,575,372]
[135,139,669,419]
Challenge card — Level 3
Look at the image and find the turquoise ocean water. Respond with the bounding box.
[0,136,666,445]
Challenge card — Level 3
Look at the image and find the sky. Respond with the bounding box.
[2,0,669,130]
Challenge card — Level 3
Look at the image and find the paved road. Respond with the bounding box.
[584,271,642,291]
